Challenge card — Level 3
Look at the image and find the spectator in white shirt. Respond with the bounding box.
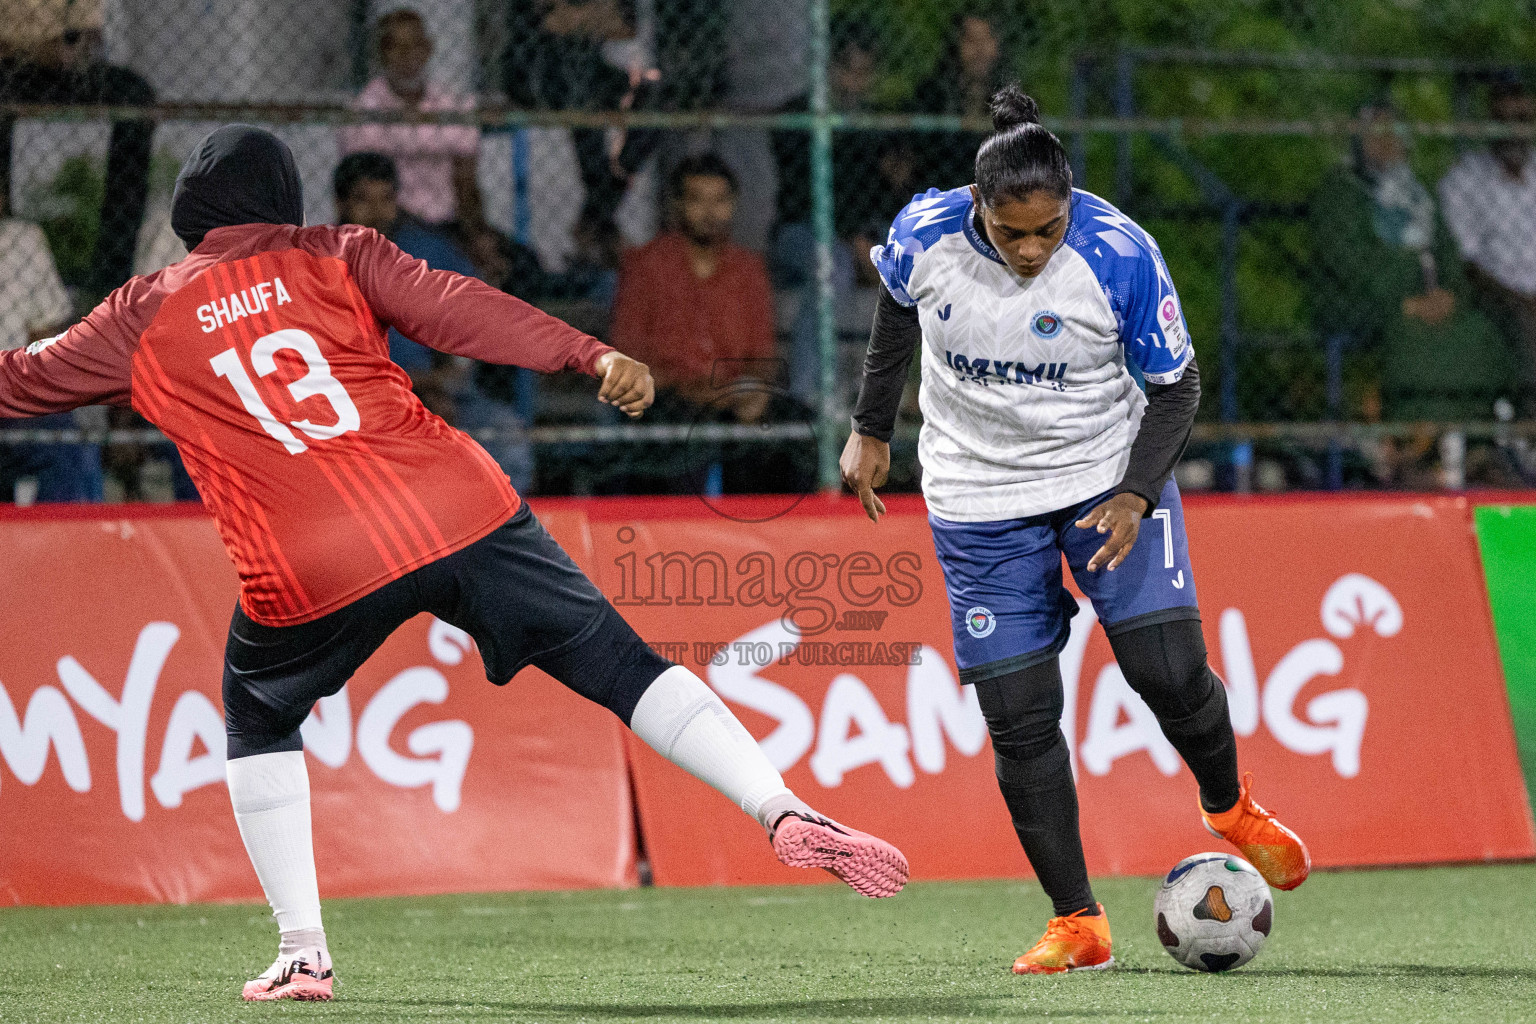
[0,198,102,502]
[0,217,69,353]
[339,8,483,230]
[1439,80,1536,412]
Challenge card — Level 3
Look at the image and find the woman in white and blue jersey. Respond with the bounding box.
[840,86,1311,974]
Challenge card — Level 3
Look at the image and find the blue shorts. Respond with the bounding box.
[930,479,1199,684]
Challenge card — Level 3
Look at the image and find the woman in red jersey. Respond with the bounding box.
[0,126,908,1002]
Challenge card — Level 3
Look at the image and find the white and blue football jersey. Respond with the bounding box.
[869,185,1193,521]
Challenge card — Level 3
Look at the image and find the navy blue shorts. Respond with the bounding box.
[930,479,1199,685]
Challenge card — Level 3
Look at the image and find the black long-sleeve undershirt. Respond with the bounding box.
[850,285,922,444]
[849,285,1201,516]
[1115,357,1200,514]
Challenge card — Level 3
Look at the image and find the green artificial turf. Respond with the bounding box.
[3,865,1534,1023]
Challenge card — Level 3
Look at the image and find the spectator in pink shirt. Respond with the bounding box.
[340,8,483,230]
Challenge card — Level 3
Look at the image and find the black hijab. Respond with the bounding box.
[171,125,304,250]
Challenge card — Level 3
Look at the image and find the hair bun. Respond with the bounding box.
[990,84,1041,132]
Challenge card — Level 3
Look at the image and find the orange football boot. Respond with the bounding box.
[1011,904,1114,974]
[1202,772,1311,890]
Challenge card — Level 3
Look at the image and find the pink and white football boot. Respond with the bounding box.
[241,947,334,1002]
[769,810,909,897]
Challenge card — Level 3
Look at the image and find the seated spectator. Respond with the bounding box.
[611,154,775,420]
[340,8,483,232]
[0,196,101,501]
[1439,79,1536,415]
[913,12,1011,190]
[334,152,532,491]
[1312,103,1519,484]
[0,0,153,298]
[611,153,815,494]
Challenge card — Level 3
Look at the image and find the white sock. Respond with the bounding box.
[226,750,327,956]
[629,665,801,829]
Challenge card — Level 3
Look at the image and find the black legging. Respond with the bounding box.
[973,617,1241,917]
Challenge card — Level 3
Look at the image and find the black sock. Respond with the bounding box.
[1160,669,1242,813]
[974,660,1099,918]
[994,733,1098,918]
[1109,619,1242,814]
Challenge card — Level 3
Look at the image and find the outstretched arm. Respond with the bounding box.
[343,227,616,376]
[841,285,922,522]
[0,310,134,419]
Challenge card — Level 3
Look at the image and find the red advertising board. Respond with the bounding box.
[0,507,634,906]
[585,494,1535,886]
[0,494,1530,906]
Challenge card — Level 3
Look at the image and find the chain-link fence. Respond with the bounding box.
[4,0,1536,503]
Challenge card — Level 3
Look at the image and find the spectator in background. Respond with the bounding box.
[334,153,532,491]
[714,0,808,251]
[914,13,1010,190]
[612,154,775,420]
[770,21,882,233]
[504,0,661,234]
[0,194,101,501]
[1439,79,1536,415]
[1313,103,1518,486]
[340,8,484,234]
[0,0,153,298]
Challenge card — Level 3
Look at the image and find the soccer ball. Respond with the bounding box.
[1153,853,1273,972]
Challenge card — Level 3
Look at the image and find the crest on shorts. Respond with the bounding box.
[965,606,997,639]
[1030,310,1063,339]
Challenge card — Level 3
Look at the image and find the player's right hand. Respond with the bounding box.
[595,351,654,418]
[840,431,890,523]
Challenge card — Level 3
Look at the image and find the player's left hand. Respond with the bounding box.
[595,351,654,418]
[1076,492,1150,572]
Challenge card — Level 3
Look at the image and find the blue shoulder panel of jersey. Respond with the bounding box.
[869,186,975,307]
[1063,189,1193,385]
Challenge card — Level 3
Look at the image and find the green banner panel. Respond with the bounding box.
[1475,505,1536,810]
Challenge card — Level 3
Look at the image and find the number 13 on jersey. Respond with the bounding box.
[211,328,361,455]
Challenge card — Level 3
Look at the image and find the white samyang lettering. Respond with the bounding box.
[55,621,178,822]
[300,688,352,769]
[1261,639,1368,779]
[1057,598,1096,777]
[1216,608,1262,737]
[0,681,90,792]
[149,690,227,808]
[1078,662,1181,777]
[809,673,913,788]
[906,646,985,774]
[428,618,474,666]
[708,620,814,772]
[355,668,473,813]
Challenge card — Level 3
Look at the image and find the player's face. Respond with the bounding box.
[974,188,1070,280]
[677,175,737,247]
[339,179,399,235]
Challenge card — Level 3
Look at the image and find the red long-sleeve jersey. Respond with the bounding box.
[0,223,613,625]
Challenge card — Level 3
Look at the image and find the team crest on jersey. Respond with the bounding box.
[1031,310,1063,339]
[965,606,997,639]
